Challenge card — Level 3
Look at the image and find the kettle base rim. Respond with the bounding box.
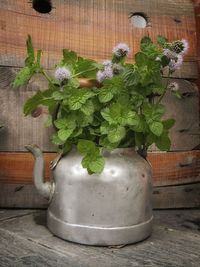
[47,210,153,246]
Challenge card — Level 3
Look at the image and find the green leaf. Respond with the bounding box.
[76,57,97,79]
[157,35,168,46]
[107,125,126,143]
[58,128,73,141]
[36,50,42,67]
[23,90,43,115]
[98,89,114,103]
[52,91,64,100]
[62,49,77,66]
[99,136,119,150]
[122,68,140,87]
[54,118,68,129]
[135,52,148,67]
[68,89,94,110]
[51,133,65,145]
[162,119,175,130]
[88,156,105,174]
[81,100,94,115]
[77,139,97,155]
[25,35,35,67]
[140,36,152,51]
[13,67,34,87]
[156,132,171,151]
[149,121,163,136]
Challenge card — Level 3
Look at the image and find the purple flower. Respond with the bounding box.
[55,67,71,82]
[104,66,113,79]
[169,54,183,71]
[168,82,179,92]
[163,49,177,60]
[96,70,105,83]
[102,60,112,67]
[180,39,189,54]
[171,39,189,55]
[96,67,113,83]
[112,43,130,57]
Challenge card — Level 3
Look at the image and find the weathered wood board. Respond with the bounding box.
[0,151,200,186]
[0,183,199,209]
[0,67,199,152]
[0,209,200,266]
[0,0,197,69]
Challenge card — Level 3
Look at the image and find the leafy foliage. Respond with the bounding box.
[13,35,182,174]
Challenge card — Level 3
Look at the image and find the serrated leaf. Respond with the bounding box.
[52,91,64,100]
[149,121,163,136]
[68,90,94,110]
[122,68,140,87]
[157,35,168,46]
[107,125,126,143]
[89,156,105,174]
[101,108,115,124]
[23,90,43,115]
[140,36,152,52]
[156,132,171,151]
[81,100,94,115]
[77,139,96,155]
[135,52,148,67]
[98,89,114,103]
[162,119,175,129]
[58,128,73,141]
[25,35,35,67]
[62,49,77,66]
[76,57,97,79]
[13,67,34,87]
[54,118,68,129]
[51,133,65,145]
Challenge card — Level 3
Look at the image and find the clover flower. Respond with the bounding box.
[112,43,130,57]
[168,82,179,92]
[169,54,183,71]
[55,67,71,82]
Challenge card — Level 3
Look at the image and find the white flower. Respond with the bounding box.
[163,49,177,60]
[102,60,112,67]
[168,82,179,92]
[96,70,105,83]
[55,67,71,81]
[112,43,130,57]
[104,66,113,79]
[169,54,183,71]
[96,67,113,83]
[180,39,189,54]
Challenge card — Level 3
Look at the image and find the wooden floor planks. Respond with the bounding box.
[0,209,200,266]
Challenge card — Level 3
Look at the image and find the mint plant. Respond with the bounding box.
[13,35,188,174]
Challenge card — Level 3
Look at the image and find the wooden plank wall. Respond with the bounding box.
[0,0,199,208]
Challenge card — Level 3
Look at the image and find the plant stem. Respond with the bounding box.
[156,71,171,104]
[40,69,54,85]
[72,67,96,78]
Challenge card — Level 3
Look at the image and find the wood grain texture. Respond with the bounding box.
[0,182,199,208]
[153,182,200,209]
[0,209,200,266]
[0,151,199,186]
[0,0,197,70]
[0,67,199,152]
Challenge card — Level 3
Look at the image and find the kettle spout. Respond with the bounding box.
[25,144,54,200]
